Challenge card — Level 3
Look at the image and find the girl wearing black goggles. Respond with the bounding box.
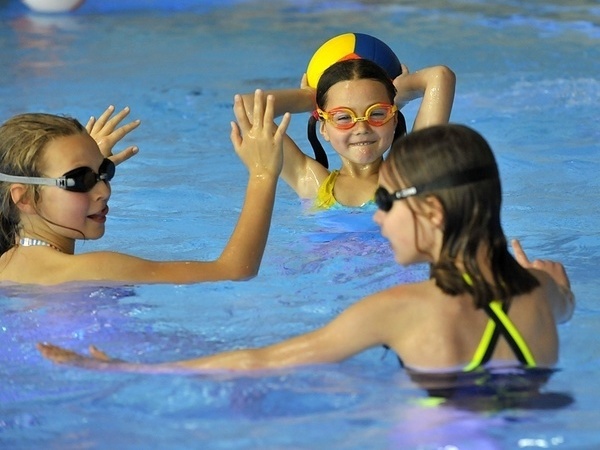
[36,124,574,379]
[0,158,115,193]
[0,90,291,286]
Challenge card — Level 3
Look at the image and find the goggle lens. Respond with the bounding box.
[62,158,115,192]
[375,187,394,212]
[318,103,397,130]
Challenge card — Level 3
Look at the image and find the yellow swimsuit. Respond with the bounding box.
[313,170,375,210]
[313,170,340,210]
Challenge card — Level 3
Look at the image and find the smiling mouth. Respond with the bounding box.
[351,141,376,147]
[88,206,109,220]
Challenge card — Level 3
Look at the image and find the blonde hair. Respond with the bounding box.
[0,113,86,254]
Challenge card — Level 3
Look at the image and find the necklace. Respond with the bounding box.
[19,237,63,253]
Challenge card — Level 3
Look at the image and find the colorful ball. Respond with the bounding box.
[306,33,401,88]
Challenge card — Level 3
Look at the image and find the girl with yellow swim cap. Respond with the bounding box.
[239,33,456,210]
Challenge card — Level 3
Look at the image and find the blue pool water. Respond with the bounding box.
[1,0,599,448]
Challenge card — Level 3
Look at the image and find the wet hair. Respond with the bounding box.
[0,113,86,254]
[307,58,407,168]
[385,124,539,308]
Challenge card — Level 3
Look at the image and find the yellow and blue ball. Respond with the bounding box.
[306,33,401,88]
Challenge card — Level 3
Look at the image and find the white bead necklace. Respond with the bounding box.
[19,237,62,252]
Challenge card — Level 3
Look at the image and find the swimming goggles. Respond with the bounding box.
[375,165,498,212]
[0,158,115,193]
[316,103,398,130]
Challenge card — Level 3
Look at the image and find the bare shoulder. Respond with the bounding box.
[285,150,331,199]
[354,280,442,327]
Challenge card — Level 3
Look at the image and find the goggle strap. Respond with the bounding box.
[0,158,114,191]
[0,172,74,188]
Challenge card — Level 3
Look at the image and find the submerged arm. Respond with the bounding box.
[37,291,392,373]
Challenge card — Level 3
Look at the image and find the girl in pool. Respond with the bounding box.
[239,58,455,210]
[0,90,290,285]
[38,124,574,373]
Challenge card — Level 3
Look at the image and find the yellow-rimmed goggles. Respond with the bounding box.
[316,103,397,130]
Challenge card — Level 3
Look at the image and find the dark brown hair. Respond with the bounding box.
[385,124,539,308]
[308,58,406,168]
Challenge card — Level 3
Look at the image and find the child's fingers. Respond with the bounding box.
[232,94,252,133]
[276,112,291,139]
[251,89,265,131]
[109,146,139,166]
[85,116,96,133]
[93,105,116,129]
[89,345,111,361]
[229,121,242,152]
[511,239,531,268]
[262,94,276,127]
[103,106,132,131]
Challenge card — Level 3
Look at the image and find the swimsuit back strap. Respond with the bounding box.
[484,300,537,367]
[462,318,499,372]
[462,272,503,372]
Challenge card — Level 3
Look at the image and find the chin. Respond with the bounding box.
[87,229,106,240]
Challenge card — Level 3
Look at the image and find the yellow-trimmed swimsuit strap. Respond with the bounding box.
[461,273,536,371]
[314,170,339,210]
[462,272,496,372]
[487,300,536,367]
[463,318,497,372]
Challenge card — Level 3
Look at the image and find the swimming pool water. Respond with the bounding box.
[1,0,599,448]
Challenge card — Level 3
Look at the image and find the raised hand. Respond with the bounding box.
[230,89,291,179]
[511,239,571,289]
[87,105,141,166]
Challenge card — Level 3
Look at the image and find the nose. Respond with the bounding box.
[91,179,111,200]
[353,117,372,132]
[373,207,384,225]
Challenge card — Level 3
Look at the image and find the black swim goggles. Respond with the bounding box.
[0,158,115,193]
[375,165,497,212]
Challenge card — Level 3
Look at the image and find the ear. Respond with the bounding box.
[319,121,331,142]
[10,184,36,215]
[423,195,445,229]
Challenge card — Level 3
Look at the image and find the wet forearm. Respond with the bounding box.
[217,174,278,279]
[241,88,315,119]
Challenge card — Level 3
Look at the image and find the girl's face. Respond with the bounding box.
[373,166,439,266]
[320,78,396,165]
[36,133,111,241]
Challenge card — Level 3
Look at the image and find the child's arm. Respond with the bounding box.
[210,91,290,279]
[238,80,329,199]
[240,73,316,120]
[512,239,575,323]
[34,91,289,285]
[393,64,456,131]
[37,290,392,373]
[87,105,141,166]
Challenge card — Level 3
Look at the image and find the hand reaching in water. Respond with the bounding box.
[37,343,118,367]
